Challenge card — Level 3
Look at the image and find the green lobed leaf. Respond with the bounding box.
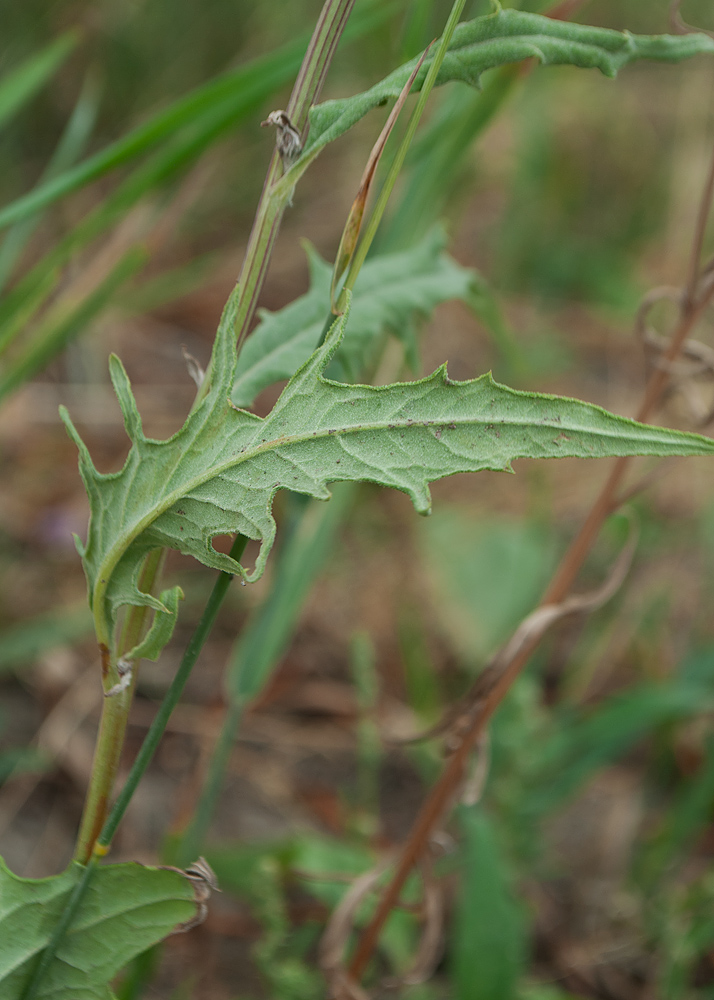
[124,585,183,663]
[281,6,714,185]
[231,229,475,406]
[0,856,196,1000]
[63,290,714,651]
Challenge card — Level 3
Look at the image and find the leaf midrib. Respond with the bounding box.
[93,402,690,619]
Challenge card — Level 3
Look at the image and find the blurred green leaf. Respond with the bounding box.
[227,486,353,704]
[0,246,146,403]
[0,33,78,132]
[232,229,475,406]
[0,747,48,784]
[523,679,714,819]
[385,69,518,252]
[420,510,557,664]
[0,604,93,673]
[0,36,302,232]
[639,737,714,889]
[0,71,100,294]
[0,0,394,233]
[398,605,443,724]
[451,807,527,1000]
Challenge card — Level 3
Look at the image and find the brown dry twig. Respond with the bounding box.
[344,72,714,1000]
[390,519,637,751]
[670,0,714,39]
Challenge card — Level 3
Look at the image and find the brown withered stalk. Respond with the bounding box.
[345,69,714,1000]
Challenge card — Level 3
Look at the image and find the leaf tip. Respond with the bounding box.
[109,353,144,440]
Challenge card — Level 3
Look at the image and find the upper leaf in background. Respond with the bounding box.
[0,856,195,1000]
[232,229,475,407]
[63,287,714,654]
[279,7,714,189]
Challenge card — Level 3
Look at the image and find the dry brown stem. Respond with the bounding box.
[344,94,714,998]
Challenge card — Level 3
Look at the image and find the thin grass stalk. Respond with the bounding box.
[175,701,243,866]
[95,535,248,853]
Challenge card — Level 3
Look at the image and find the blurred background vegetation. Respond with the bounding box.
[2,0,714,998]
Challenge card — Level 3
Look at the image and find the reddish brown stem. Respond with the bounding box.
[347,107,714,995]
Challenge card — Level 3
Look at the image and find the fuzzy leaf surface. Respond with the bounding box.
[0,856,195,1000]
[294,7,714,167]
[232,230,475,407]
[63,291,714,651]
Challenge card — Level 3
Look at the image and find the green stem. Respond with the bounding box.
[338,0,467,308]
[96,534,248,852]
[21,535,247,1000]
[74,547,165,863]
[171,1,469,857]
[234,0,357,354]
[74,0,357,862]
[194,0,357,408]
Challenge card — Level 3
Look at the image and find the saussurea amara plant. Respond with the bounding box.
[3,2,714,998]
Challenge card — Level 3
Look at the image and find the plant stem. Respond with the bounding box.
[73,0,357,864]
[338,0,467,308]
[194,0,357,407]
[347,130,714,988]
[96,534,248,852]
[20,535,248,1000]
[74,547,164,863]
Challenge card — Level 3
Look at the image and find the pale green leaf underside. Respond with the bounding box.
[63,287,714,650]
[297,7,714,165]
[232,229,475,407]
[0,856,195,1000]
